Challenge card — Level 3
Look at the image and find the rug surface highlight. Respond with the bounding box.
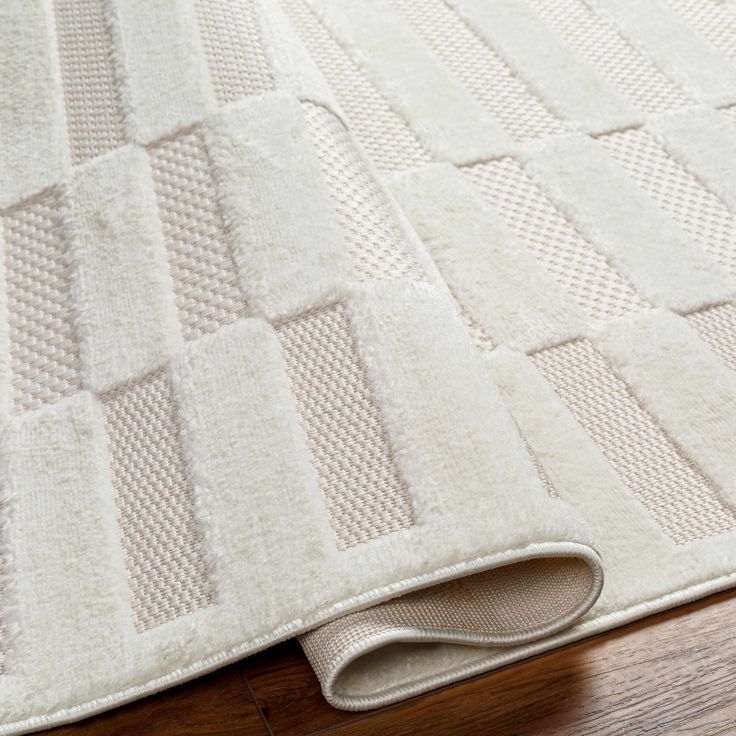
[1,0,736,732]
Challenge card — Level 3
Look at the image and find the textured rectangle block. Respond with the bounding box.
[591,0,736,105]
[532,339,736,543]
[103,370,214,631]
[301,103,424,282]
[5,392,132,696]
[597,127,736,280]
[391,164,583,352]
[597,309,736,512]
[112,0,213,142]
[2,188,82,414]
[525,136,735,312]
[68,145,181,393]
[278,303,414,549]
[194,0,273,103]
[487,346,676,606]
[148,128,247,341]
[464,158,648,321]
[390,0,565,142]
[449,0,641,134]
[171,318,337,626]
[279,0,430,171]
[54,0,126,163]
[526,0,689,114]
[204,94,350,321]
[0,0,68,207]
[307,0,513,163]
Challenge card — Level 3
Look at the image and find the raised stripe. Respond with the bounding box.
[598,127,736,278]
[203,94,350,321]
[280,0,429,171]
[449,0,642,134]
[301,102,424,282]
[68,145,181,393]
[464,157,648,321]
[525,135,735,312]
[5,392,133,695]
[278,303,414,549]
[2,188,82,414]
[391,164,583,352]
[306,0,513,163]
[527,0,690,113]
[591,0,736,106]
[0,0,68,208]
[597,309,736,513]
[389,0,566,141]
[532,339,736,543]
[170,318,337,625]
[103,370,214,631]
[148,128,247,341]
[194,0,273,104]
[112,0,213,143]
[54,0,125,164]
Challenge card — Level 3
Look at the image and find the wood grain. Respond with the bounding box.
[50,589,736,736]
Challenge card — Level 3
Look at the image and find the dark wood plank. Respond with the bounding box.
[49,662,268,736]
[241,639,361,735]
[318,590,736,736]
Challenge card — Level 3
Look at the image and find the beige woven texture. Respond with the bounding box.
[1,0,736,729]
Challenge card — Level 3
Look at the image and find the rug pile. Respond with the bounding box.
[2,0,736,732]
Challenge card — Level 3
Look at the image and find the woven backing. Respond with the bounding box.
[54,0,126,164]
[598,128,736,277]
[3,188,81,414]
[465,159,648,321]
[527,0,689,113]
[103,370,214,631]
[302,556,593,681]
[301,102,424,281]
[279,0,430,170]
[278,303,415,549]
[532,339,736,544]
[195,0,273,104]
[687,303,736,373]
[148,129,247,341]
[390,0,565,141]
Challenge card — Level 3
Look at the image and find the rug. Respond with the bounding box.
[1,0,736,732]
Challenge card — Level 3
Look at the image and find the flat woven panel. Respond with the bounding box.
[389,0,565,141]
[54,0,125,164]
[278,303,414,549]
[195,0,273,104]
[667,0,736,60]
[3,188,81,414]
[301,102,424,281]
[527,0,690,114]
[279,0,430,171]
[465,159,648,321]
[598,128,736,277]
[302,557,592,679]
[148,129,247,341]
[533,339,736,544]
[103,371,214,631]
[687,303,736,373]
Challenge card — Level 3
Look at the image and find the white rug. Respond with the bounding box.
[1,0,736,732]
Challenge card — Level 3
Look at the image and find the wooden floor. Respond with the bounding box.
[51,589,736,736]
